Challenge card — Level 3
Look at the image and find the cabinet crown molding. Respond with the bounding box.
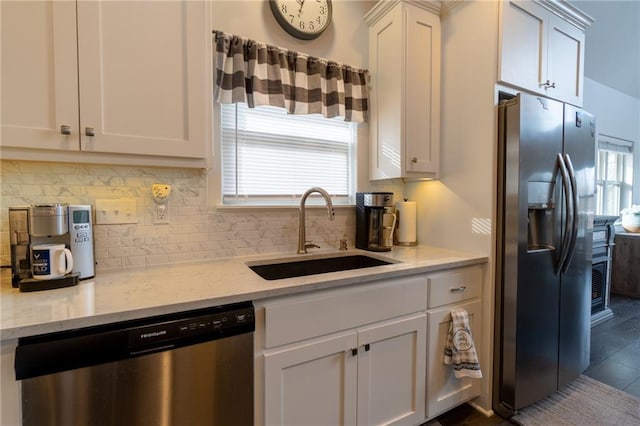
[365,0,441,26]
[536,0,595,31]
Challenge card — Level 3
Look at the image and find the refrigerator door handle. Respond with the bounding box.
[556,153,573,274]
[562,154,579,273]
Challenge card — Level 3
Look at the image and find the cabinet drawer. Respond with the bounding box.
[263,275,427,348]
[427,266,482,309]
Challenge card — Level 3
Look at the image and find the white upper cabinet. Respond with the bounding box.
[499,0,593,107]
[1,1,79,152]
[1,0,208,165]
[366,0,441,181]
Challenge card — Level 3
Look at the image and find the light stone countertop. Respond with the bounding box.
[0,245,487,341]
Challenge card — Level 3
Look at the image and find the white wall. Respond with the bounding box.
[570,0,640,100]
[404,0,501,413]
[211,0,374,68]
[582,77,640,204]
[404,1,499,257]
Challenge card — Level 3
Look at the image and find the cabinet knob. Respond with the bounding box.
[411,157,418,163]
[449,286,467,293]
[60,125,72,135]
[351,348,358,356]
[85,127,96,137]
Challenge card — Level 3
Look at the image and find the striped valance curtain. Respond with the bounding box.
[213,30,369,123]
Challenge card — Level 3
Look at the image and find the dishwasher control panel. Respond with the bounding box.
[129,305,255,350]
[16,301,255,380]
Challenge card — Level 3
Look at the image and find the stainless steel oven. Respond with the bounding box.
[15,301,254,426]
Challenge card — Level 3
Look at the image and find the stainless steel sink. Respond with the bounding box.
[247,254,396,280]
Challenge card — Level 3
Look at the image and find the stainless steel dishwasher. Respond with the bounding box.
[15,301,254,426]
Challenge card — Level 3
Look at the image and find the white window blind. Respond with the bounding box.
[221,103,356,205]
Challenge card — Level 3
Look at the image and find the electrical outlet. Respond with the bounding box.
[152,183,171,224]
[154,202,169,224]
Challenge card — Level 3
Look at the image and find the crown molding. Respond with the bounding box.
[535,0,595,30]
[365,0,442,26]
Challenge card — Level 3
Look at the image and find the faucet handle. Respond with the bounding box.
[305,242,321,250]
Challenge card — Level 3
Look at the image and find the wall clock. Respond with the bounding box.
[269,0,332,40]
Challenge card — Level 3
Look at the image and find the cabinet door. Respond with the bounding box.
[264,332,358,426]
[0,0,79,151]
[357,314,426,426]
[76,0,207,158]
[404,6,440,176]
[426,299,482,419]
[499,0,548,96]
[369,4,403,180]
[546,15,585,106]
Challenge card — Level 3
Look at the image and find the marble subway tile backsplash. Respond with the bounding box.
[1,160,355,272]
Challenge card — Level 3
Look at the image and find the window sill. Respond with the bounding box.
[212,204,355,213]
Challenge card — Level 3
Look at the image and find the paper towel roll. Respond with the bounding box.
[395,200,417,246]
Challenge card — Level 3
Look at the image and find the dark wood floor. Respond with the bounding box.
[427,294,640,425]
[584,294,640,398]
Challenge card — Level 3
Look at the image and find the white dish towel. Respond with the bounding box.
[443,308,482,379]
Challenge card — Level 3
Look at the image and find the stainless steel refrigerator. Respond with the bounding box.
[493,93,595,417]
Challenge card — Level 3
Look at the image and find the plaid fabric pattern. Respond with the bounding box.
[213,30,369,123]
[444,308,482,379]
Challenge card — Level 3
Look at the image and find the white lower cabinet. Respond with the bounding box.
[264,332,359,426]
[258,264,485,426]
[264,314,426,426]
[426,299,482,419]
[357,314,426,426]
[425,266,483,419]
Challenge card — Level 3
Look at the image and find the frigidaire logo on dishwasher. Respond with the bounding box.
[140,330,167,339]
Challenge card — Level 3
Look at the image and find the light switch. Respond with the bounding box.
[95,199,138,225]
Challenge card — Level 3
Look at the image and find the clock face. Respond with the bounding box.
[269,0,332,40]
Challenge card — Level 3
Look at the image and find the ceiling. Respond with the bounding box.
[570,0,640,99]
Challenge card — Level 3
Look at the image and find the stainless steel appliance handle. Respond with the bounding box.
[562,154,579,273]
[556,153,573,274]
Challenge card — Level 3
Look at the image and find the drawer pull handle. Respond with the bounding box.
[450,286,467,293]
[60,125,71,135]
[351,348,358,356]
[364,344,370,352]
[85,127,96,137]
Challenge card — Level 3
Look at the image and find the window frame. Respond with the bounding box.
[595,135,634,216]
[211,102,359,209]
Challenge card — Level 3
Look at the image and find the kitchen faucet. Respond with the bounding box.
[298,187,335,254]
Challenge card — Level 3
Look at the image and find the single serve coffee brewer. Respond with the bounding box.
[355,192,396,252]
[9,204,95,290]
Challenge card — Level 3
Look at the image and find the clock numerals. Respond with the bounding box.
[271,0,332,39]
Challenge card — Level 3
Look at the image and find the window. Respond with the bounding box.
[595,135,634,216]
[220,103,356,206]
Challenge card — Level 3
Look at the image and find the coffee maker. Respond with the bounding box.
[9,204,95,287]
[355,192,396,252]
